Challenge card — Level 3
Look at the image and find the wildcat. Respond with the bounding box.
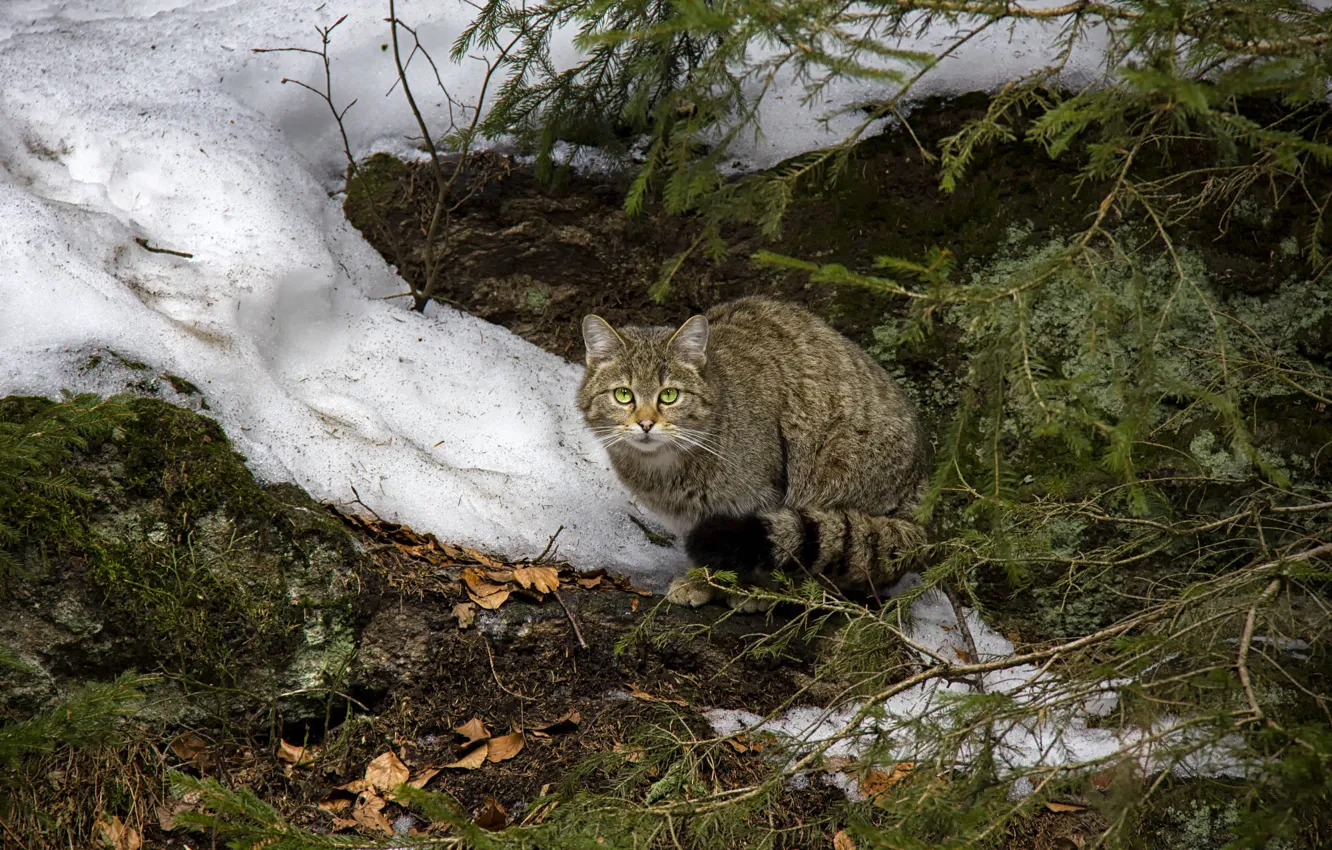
[578,296,928,609]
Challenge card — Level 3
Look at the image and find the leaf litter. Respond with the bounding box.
[291,509,839,840]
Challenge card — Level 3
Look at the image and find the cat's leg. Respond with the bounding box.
[725,590,776,613]
[666,570,719,607]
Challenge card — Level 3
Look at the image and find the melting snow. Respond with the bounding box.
[705,575,1249,796]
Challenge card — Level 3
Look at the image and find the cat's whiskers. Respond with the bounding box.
[669,428,740,473]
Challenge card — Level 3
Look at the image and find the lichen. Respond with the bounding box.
[0,396,362,717]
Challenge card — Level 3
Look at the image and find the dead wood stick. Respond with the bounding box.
[553,589,588,650]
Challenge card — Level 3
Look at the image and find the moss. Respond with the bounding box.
[342,152,416,241]
[161,373,200,396]
[0,396,361,710]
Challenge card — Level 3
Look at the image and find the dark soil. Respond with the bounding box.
[344,93,1108,362]
[343,91,1327,367]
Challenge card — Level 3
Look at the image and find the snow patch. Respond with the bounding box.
[705,575,1249,797]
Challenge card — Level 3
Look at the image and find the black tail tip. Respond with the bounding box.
[685,513,774,579]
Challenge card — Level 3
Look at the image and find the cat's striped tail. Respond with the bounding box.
[684,507,924,595]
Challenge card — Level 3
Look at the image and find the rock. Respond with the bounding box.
[0,396,366,721]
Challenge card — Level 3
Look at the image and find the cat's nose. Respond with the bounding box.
[638,419,655,433]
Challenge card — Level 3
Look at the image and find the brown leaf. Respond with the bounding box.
[630,597,640,613]
[329,816,359,832]
[96,815,141,850]
[613,741,644,763]
[468,587,511,609]
[454,717,491,745]
[452,601,477,629]
[726,737,749,753]
[408,767,441,790]
[474,796,508,831]
[318,796,352,815]
[576,575,603,589]
[1045,801,1087,814]
[486,730,525,763]
[169,732,209,763]
[276,739,315,766]
[628,685,687,706]
[513,565,560,594]
[353,793,394,835]
[862,762,914,799]
[462,547,506,570]
[833,830,857,850]
[444,742,489,770]
[532,710,581,735]
[337,778,369,794]
[461,567,499,594]
[364,751,410,793]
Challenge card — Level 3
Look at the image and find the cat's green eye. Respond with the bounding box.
[658,388,680,405]
[613,387,634,404]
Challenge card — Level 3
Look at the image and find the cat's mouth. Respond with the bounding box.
[624,429,672,453]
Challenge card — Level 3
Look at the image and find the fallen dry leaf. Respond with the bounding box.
[532,710,580,735]
[462,567,502,594]
[630,597,640,613]
[628,685,687,706]
[468,587,511,609]
[486,730,525,763]
[96,815,141,850]
[513,565,560,593]
[337,778,369,794]
[365,751,410,793]
[833,830,857,850]
[1045,801,1087,814]
[169,732,209,763]
[455,717,491,744]
[444,742,489,770]
[408,767,441,790]
[453,601,476,629]
[726,737,749,753]
[475,796,508,831]
[329,816,359,832]
[318,796,352,815]
[576,575,603,589]
[613,741,644,763]
[862,761,914,799]
[353,793,394,835]
[276,739,315,766]
[462,547,506,570]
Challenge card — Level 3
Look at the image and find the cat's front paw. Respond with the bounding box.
[667,574,717,607]
[726,591,776,614]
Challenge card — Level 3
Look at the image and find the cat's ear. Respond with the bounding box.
[582,315,625,365]
[668,315,709,368]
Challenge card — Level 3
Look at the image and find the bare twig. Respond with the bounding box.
[134,238,193,259]
[483,637,535,702]
[552,589,589,650]
[1237,578,1284,723]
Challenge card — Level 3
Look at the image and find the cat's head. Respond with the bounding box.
[577,313,713,456]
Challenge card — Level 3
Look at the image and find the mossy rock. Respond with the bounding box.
[0,396,363,721]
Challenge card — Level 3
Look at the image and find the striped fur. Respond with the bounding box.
[685,508,926,593]
[578,296,928,605]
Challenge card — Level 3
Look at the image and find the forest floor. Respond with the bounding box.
[4,92,1326,850]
